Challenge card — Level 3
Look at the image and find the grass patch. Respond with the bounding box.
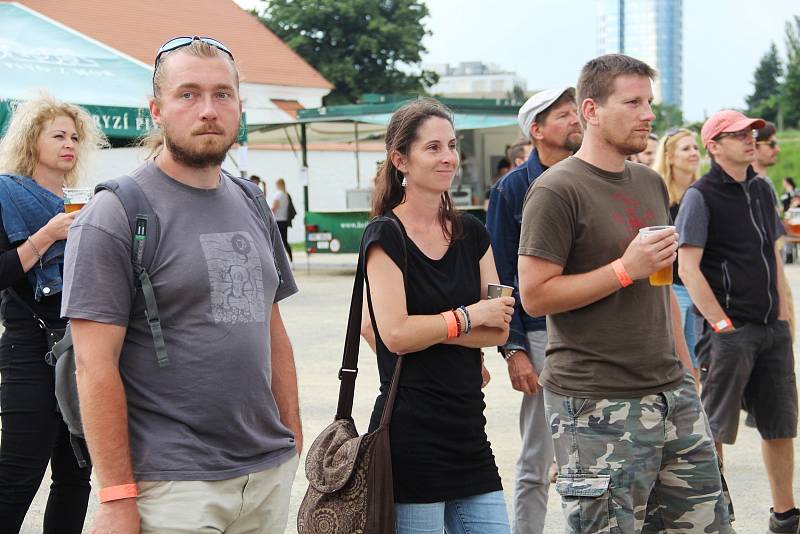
[770,129,800,192]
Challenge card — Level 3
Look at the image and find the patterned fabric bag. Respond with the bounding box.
[298,217,405,534]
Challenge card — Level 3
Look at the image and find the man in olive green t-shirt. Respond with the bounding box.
[518,54,731,532]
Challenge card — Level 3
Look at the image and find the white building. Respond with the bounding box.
[426,62,527,99]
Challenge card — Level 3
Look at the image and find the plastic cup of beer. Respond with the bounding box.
[488,283,514,299]
[63,188,92,213]
[638,225,676,286]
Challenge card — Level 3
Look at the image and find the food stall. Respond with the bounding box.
[249,95,520,255]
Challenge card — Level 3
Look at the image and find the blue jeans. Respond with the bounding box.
[674,283,700,367]
[395,490,510,534]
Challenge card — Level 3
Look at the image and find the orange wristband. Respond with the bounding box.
[611,259,633,288]
[99,483,138,503]
[440,311,458,339]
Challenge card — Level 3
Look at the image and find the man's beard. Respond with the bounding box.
[163,124,236,168]
[612,133,649,156]
[563,132,583,153]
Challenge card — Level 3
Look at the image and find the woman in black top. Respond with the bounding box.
[0,95,105,533]
[360,99,514,533]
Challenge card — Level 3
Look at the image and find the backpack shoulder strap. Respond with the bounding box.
[94,176,168,368]
[227,173,286,285]
[227,173,272,228]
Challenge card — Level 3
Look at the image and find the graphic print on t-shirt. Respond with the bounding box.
[609,190,657,250]
[199,231,266,324]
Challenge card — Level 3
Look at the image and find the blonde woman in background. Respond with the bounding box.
[0,95,105,533]
[652,128,701,366]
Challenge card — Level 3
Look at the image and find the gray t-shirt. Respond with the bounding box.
[61,161,298,481]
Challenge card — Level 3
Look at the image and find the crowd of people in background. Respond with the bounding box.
[0,32,798,534]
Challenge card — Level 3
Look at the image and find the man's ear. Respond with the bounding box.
[149,98,163,127]
[581,98,600,127]
[531,122,544,141]
[706,141,719,159]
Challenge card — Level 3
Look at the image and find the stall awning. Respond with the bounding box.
[249,95,520,137]
[306,113,518,130]
[0,2,153,138]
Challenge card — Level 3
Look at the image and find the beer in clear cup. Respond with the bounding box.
[63,188,92,213]
[488,283,514,299]
[638,225,675,286]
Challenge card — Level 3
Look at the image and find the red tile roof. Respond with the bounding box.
[17,0,333,90]
[271,99,304,118]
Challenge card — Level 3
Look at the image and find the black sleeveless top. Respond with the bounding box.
[363,212,502,503]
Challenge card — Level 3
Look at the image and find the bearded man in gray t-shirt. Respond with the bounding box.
[518,54,731,532]
[61,38,301,533]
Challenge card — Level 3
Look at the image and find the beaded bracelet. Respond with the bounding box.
[458,305,472,335]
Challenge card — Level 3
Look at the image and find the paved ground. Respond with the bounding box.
[20,252,800,533]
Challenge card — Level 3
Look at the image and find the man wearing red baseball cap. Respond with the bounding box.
[677,109,799,533]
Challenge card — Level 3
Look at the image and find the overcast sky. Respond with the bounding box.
[237,0,798,121]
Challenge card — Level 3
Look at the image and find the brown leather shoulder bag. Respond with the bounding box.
[298,216,406,534]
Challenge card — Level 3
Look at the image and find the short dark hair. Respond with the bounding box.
[496,157,511,173]
[756,121,777,142]
[535,88,576,125]
[577,54,656,126]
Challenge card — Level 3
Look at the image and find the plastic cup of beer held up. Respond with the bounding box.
[487,283,514,299]
[638,225,676,287]
[63,188,93,213]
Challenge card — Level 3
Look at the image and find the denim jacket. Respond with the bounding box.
[0,174,65,300]
[486,150,547,352]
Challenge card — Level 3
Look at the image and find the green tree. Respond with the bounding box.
[258,0,437,105]
[746,42,783,123]
[505,84,526,105]
[784,15,800,128]
[651,103,684,134]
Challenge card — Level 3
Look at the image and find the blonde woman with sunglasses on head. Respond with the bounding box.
[652,128,701,366]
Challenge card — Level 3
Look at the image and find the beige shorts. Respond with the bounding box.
[136,454,299,533]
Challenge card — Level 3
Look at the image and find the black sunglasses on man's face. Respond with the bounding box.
[756,140,779,149]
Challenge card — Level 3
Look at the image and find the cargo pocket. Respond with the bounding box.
[556,473,613,533]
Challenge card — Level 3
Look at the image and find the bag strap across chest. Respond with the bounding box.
[336,216,407,425]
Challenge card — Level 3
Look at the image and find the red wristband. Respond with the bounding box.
[611,259,633,288]
[440,311,458,339]
[99,483,138,503]
[452,309,462,336]
[711,317,733,332]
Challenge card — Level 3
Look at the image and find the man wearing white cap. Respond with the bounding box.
[486,86,581,534]
[677,110,799,533]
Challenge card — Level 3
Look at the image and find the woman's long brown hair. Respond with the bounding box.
[370,98,462,241]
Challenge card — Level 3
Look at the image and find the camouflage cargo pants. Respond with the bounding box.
[544,374,732,533]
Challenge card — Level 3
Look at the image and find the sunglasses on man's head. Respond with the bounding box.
[154,36,234,68]
[756,140,779,149]
[713,129,757,143]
